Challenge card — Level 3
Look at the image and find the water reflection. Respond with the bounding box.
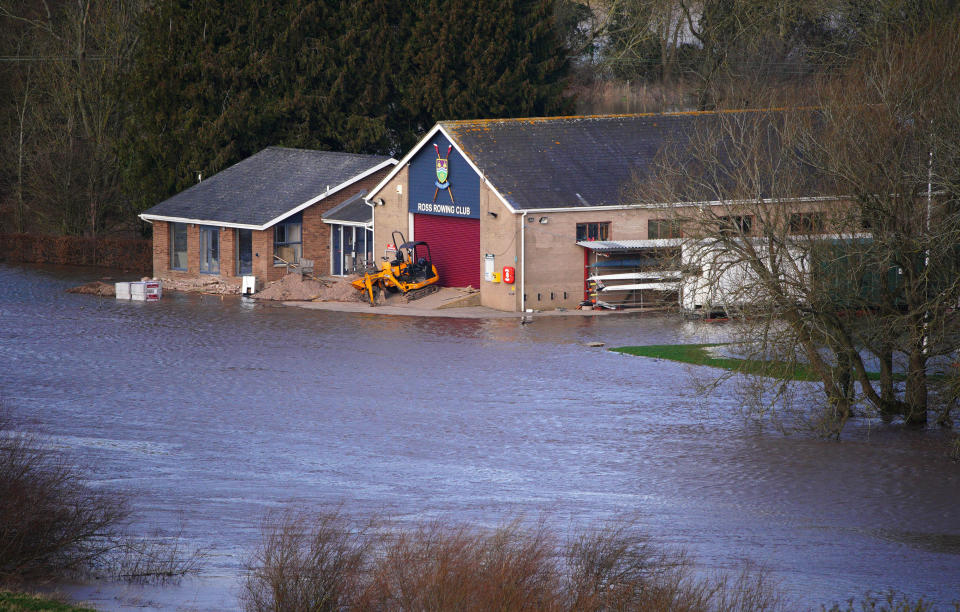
[0,263,958,611]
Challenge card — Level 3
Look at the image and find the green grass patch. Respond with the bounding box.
[611,343,909,382]
[0,591,96,612]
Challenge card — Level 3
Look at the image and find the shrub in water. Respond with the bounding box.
[0,413,204,584]
[242,511,785,612]
[0,426,129,581]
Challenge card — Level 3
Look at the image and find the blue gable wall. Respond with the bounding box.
[408,132,480,219]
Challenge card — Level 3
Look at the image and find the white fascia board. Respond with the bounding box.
[138,213,262,230]
[366,125,445,202]
[261,158,399,229]
[522,203,653,214]
[517,196,844,215]
[632,195,843,210]
[321,219,371,228]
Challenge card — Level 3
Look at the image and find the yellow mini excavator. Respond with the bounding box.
[351,231,440,306]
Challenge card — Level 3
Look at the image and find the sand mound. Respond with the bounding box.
[159,276,240,294]
[315,276,365,302]
[254,274,363,302]
[66,281,115,296]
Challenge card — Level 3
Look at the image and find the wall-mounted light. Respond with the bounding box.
[488,211,498,218]
[377,198,385,207]
[396,185,403,194]
[538,217,549,224]
[527,216,535,223]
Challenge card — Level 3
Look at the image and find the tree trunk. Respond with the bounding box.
[904,341,928,426]
[878,344,897,419]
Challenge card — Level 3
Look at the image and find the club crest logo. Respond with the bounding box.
[433,144,454,203]
[436,158,448,185]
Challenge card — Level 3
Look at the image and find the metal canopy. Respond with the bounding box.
[577,238,683,251]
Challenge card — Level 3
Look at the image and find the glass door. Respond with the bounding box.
[199,226,220,274]
[332,225,342,275]
[343,226,355,274]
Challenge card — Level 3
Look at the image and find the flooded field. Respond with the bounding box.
[1,263,958,610]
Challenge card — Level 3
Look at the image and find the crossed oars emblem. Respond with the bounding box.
[433,144,455,203]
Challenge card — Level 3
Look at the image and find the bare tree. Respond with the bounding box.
[0,0,141,237]
[635,18,960,435]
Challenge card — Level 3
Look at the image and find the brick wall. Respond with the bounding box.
[301,167,392,276]
[152,221,170,275]
[220,228,236,278]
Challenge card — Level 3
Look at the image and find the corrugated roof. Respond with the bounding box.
[140,147,392,227]
[578,238,683,250]
[322,191,371,224]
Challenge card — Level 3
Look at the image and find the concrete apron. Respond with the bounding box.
[282,286,624,319]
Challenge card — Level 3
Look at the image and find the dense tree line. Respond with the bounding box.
[1,0,957,237]
[0,0,570,236]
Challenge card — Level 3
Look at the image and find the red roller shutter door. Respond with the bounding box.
[413,215,480,288]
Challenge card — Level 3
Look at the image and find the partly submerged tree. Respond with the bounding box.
[636,19,960,436]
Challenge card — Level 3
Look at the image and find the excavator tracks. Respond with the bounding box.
[404,284,440,302]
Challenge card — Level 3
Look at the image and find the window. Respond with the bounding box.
[170,223,188,270]
[789,212,825,234]
[718,215,753,236]
[199,226,220,274]
[236,228,252,276]
[648,219,682,239]
[274,213,302,265]
[576,222,609,242]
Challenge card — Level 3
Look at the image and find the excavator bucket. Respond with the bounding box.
[351,272,382,306]
[363,274,377,306]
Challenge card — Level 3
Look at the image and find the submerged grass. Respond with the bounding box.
[0,591,95,612]
[611,344,906,382]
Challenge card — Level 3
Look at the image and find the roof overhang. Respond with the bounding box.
[139,158,397,231]
[321,219,371,227]
[136,214,263,230]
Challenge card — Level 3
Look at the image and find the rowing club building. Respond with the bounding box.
[366,112,729,312]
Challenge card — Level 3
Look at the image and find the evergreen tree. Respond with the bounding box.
[119,1,338,212]
[120,0,572,211]
[403,0,571,139]
[320,0,412,155]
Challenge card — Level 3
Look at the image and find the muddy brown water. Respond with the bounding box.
[1,263,958,610]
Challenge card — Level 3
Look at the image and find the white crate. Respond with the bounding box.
[130,280,162,301]
[130,281,145,300]
[115,282,131,300]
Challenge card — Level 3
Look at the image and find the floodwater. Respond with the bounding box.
[1,263,958,611]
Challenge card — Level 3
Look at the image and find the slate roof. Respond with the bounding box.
[140,147,393,228]
[322,191,371,224]
[438,111,814,211]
